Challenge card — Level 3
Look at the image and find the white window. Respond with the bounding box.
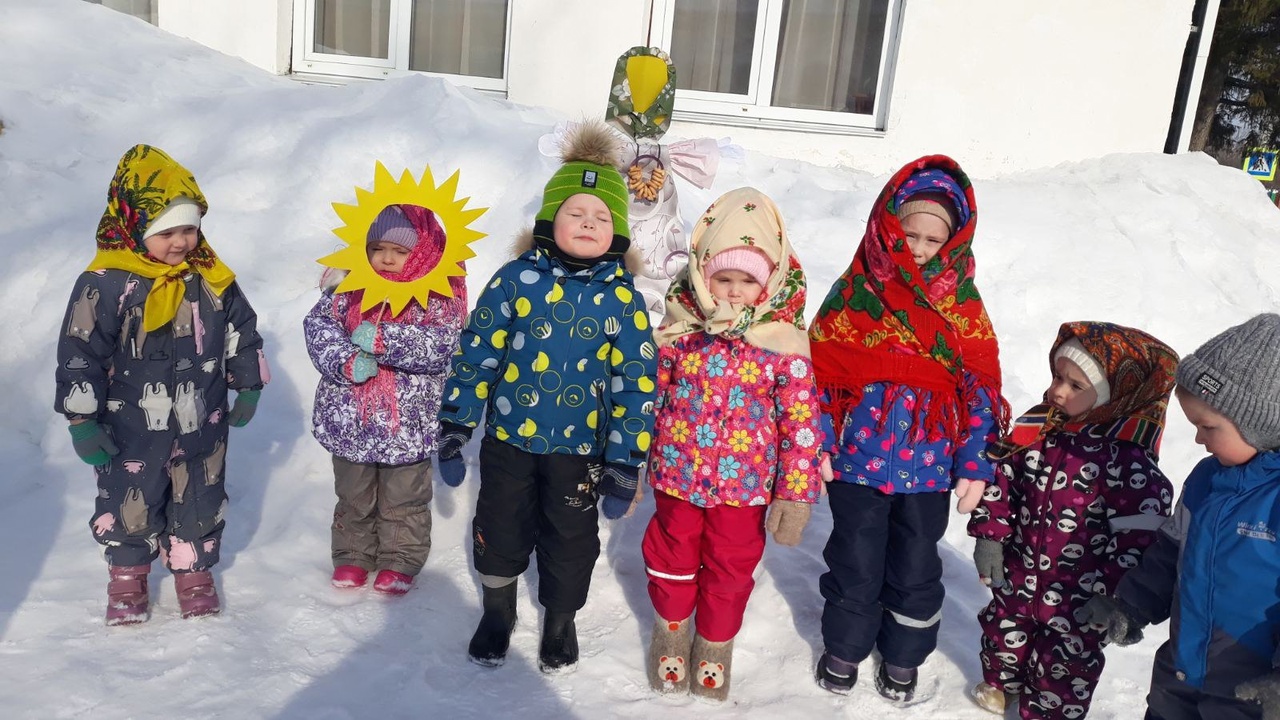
[650,0,902,131]
[293,0,511,92]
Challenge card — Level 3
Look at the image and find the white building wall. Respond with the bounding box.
[150,0,1196,175]
[156,0,292,75]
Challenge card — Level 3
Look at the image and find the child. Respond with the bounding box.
[55,144,268,624]
[303,204,467,595]
[435,121,657,673]
[968,322,1178,718]
[1088,313,1280,720]
[808,157,1008,700]
[642,188,823,700]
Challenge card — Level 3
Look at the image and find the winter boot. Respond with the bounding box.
[815,652,858,695]
[538,610,579,674]
[468,582,518,667]
[372,569,413,596]
[105,564,151,626]
[972,682,1008,714]
[331,565,369,589]
[875,662,918,703]
[647,616,693,693]
[688,634,734,701]
[174,570,220,619]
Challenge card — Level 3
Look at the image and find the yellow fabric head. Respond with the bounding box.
[88,145,235,331]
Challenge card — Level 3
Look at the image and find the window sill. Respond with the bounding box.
[288,71,508,99]
[671,109,885,137]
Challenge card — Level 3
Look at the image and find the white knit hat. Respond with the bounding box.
[1055,338,1111,408]
[143,197,202,239]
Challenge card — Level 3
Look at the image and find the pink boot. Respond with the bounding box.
[331,565,369,589]
[174,570,221,618]
[372,569,413,596]
[106,564,151,626]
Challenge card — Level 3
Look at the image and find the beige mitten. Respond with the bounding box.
[954,478,986,514]
[765,500,812,546]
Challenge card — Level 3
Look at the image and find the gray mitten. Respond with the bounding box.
[1237,671,1280,720]
[1079,594,1145,646]
[972,537,1006,589]
[765,500,812,546]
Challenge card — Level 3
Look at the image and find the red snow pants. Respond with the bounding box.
[642,492,767,642]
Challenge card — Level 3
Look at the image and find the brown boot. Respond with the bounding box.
[688,634,734,701]
[106,564,151,626]
[647,616,692,693]
[174,570,220,619]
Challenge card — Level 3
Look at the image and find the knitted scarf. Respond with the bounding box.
[339,205,468,431]
[991,321,1179,459]
[89,145,235,332]
[809,155,1009,445]
[653,187,809,357]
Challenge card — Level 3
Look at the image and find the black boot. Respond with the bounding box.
[468,583,517,667]
[538,610,579,674]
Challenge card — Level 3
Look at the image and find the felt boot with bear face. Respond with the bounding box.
[647,616,692,693]
[688,634,734,701]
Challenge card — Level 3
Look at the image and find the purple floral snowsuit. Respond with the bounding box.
[968,430,1173,719]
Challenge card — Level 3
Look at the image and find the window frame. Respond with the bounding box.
[291,0,512,92]
[649,0,904,133]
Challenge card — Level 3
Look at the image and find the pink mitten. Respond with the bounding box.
[954,478,986,514]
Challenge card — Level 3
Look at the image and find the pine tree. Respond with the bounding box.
[1191,0,1280,154]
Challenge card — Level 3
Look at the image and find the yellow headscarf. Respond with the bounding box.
[89,145,235,331]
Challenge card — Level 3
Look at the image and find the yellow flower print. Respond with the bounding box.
[787,402,813,423]
[671,420,691,443]
[738,361,761,384]
[681,354,703,374]
[730,430,752,452]
[785,469,808,494]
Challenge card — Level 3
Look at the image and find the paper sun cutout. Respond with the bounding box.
[320,162,486,315]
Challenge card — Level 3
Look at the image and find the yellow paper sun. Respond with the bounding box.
[320,162,487,315]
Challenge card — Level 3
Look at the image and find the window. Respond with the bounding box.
[294,0,510,91]
[651,0,901,131]
[85,0,157,25]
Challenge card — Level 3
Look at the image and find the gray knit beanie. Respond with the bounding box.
[1175,313,1280,451]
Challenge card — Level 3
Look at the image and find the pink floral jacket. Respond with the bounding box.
[648,333,823,508]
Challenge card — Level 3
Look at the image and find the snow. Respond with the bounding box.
[2,1,1279,718]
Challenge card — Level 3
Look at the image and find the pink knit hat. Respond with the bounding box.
[702,246,774,288]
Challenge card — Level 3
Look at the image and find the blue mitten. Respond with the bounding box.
[351,351,378,383]
[68,420,119,465]
[351,321,378,354]
[226,389,260,427]
[436,421,472,487]
[597,464,640,520]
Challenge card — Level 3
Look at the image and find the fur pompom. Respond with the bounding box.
[561,120,623,168]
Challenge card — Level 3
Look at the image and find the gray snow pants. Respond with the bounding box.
[331,456,433,576]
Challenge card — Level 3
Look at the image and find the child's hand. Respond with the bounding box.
[766,499,812,546]
[954,478,985,513]
[1079,594,1145,646]
[68,420,119,466]
[436,422,473,487]
[819,453,834,483]
[972,537,1006,589]
[226,389,260,427]
[350,352,379,383]
[351,321,379,354]
[597,464,640,520]
[1236,671,1280,718]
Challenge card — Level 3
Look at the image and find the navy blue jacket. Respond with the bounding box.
[1117,451,1280,695]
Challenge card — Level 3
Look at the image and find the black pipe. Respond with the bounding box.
[1166,0,1213,153]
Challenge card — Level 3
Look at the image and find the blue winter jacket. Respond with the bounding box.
[820,374,999,494]
[1116,451,1280,694]
[440,247,657,467]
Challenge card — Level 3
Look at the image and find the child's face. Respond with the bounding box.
[902,213,949,267]
[368,241,410,275]
[1176,389,1258,466]
[1046,356,1098,418]
[708,269,764,305]
[143,226,199,266]
[553,194,613,259]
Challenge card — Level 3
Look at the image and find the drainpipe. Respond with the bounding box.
[1166,0,1221,153]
